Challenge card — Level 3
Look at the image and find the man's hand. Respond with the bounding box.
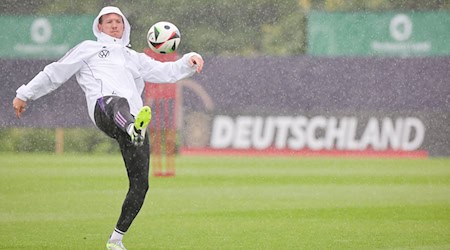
[189,55,204,74]
[13,97,27,118]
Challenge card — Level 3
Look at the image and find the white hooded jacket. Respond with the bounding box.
[16,6,200,124]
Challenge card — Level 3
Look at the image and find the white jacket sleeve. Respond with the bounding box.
[138,52,201,83]
[16,41,93,101]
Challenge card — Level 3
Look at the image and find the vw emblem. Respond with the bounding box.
[98,49,110,58]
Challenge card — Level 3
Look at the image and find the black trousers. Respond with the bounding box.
[94,96,150,233]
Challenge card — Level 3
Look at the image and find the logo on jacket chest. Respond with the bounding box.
[98,49,110,58]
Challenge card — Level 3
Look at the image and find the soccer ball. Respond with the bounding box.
[147,21,181,54]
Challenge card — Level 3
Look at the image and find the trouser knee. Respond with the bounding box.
[131,178,149,198]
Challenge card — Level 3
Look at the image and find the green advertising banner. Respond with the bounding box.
[0,15,95,59]
[308,11,450,56]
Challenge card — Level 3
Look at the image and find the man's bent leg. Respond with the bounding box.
[94,96,134,139]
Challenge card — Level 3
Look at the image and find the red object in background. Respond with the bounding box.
[144,48,179,62]
[146,84,177,99]
[144,49,179,177]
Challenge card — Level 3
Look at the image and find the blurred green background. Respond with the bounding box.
[2,0,449,56]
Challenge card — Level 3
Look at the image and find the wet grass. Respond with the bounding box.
[0,153,449,249]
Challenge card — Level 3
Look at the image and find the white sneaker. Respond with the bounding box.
[106,240,127,250]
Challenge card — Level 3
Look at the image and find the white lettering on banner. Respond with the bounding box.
[325,117,345,150]
[346,117,359,150]
[234,116,253,148]
[288,116,308,149]
[380,118,402,149]
[402,117,425,150]
[371,14,432,54]
[210,116,234,148]
[306,116,326,150]
[210,116,426,151]
[275,117,292,149]
[253,117,274,149]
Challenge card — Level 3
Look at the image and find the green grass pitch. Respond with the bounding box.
[0,153,449,249]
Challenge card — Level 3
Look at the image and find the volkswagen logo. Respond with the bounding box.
[98,49,110,58]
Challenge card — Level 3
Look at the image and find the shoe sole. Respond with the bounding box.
[134,106,152,132]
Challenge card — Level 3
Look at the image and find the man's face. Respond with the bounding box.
[98,13,124,39]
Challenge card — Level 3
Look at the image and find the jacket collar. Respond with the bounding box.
[97,32,124,45]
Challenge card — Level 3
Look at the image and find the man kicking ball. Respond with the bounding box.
[12,6,203,250]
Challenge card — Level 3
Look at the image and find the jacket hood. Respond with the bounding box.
[92,6,131,46]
